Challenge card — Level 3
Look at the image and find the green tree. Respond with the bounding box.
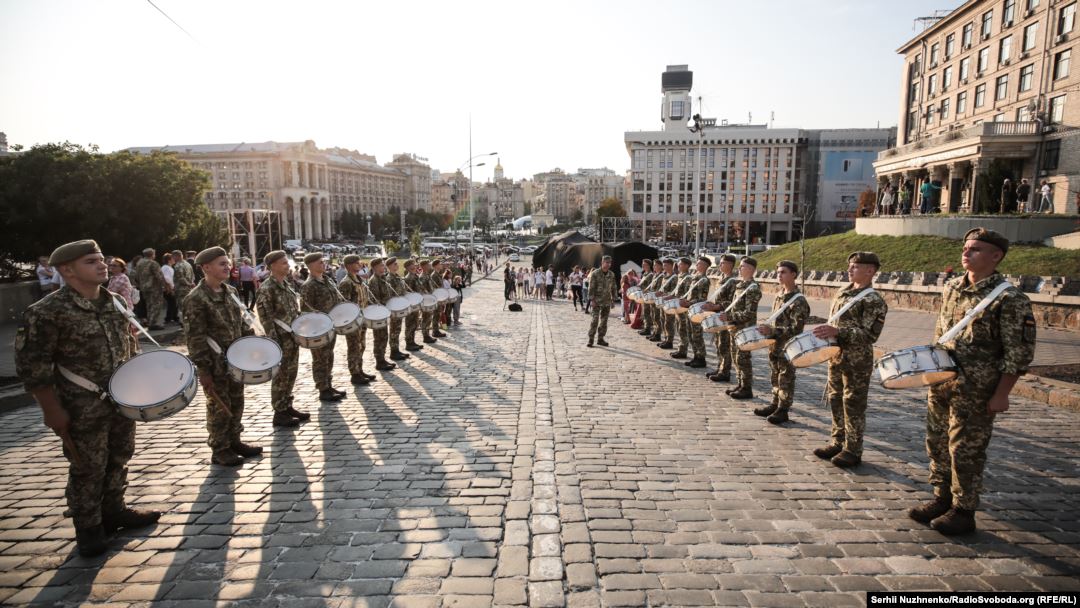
[382,239,400,255]
[594,197,627,224]
[410,227,423,256]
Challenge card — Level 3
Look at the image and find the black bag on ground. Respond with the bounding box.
[508,303,523,312]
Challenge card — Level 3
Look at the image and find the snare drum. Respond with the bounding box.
[433,288,451,303]
[626,286,642,303]
[734,326,774,352]
[700,314,731,333]
[329,302,363,335]
[643,292,657,304]
[875,345,957,389]
[387,296,411,319]
[420,294,438,312]
[405,292,423,313]
[362,304,391,329]
[688,302,713,323]
[109,350,197,422]
[291,312,336,349]
[783,330,839,368]
[674,299,689,314]
[661,297,680,315]
[447,289,460,303]
[226,336,282,384]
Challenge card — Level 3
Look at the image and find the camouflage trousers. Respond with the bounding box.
[144,290,165,327]
[373,327,389,363]
[389,316,403,355]
[663,311,676,343]
[713,330,732,375]
[768,342,796,410]
[174,288,191,323]
[346,327,368,375]
[311,336,336,390]
[428,305,443,333]
[642,304,653,334]
[420,310,433,338]
[63,395,135,528]
[690,317,706,358]
[729,324,753,389]
[926,373,998,510]
[271,339,299,412]
[404,311,420,347]
[675,313,690,355]
[648,305,662,338]
[205,372,245,452]
[826,345,874,457]
[588,304,611,339]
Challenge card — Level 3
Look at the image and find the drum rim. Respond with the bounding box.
[362,305,391,320]
[881,369,958,388]
[226,335,283,371]
[291,312,334,336]
[108,349,196,410]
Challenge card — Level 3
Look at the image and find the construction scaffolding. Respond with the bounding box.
[220,209,283,263]
[600,217,642,243]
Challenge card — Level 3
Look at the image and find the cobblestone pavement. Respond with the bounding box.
[0,278,1078,607]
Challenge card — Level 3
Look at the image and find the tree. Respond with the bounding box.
[0,143,226,280]
[594,197,627,224]
[382,239,401,255]
[410,227,423,256]
[571,209,584,223]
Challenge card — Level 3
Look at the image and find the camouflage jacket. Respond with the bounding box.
[710,274,738,308]
[135,258,165,291]
[183,281,253,375]
[769,288,811,344]
[727,280,762,327]
[683,272,711,304]
[672,271,692,299]
[173,260,195,293]
[587,269,617,306]
[425,269,442,292]
[387,273,409,298]
[256,276,300,344]
[300,275,344,314]
[338,274,371,308]
[829,284,888,350]
[935,272,1035,378]
[15,287,137,397]
[405,271,431,294]
[638,271,655,292]
[367,273,395,305]
[658,272,680,296]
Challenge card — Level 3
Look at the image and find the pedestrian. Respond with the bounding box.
[171,249,195,324]
[238,258,257,310]
[503,262,515,301]
[1037,180,1052,213]
[135,248,168,330]
[879,184,895,216]
[545,265,555,301]
[161,252,178,324]
[620,269,638,322]
[704,254,737,381]
[107,257,136,311]
[586,255,617,347]
[570,266,584,310]
[1016,178,1031,213]
[999,178,1016,214]
[718,257,762,399]
[300,252,347,400]
[900,180,914,214]
[35,256,57,298]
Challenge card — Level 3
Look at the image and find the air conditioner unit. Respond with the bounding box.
[965,42,972,49]
[1056,34,1067,44]
[1004,20,1013,27]
[1024,9,1034,18]
[1003,58,1011,65]
[983,33,992,40]
[1021,51,1029,59]
[961,78,969,84]
[930,61,938,68]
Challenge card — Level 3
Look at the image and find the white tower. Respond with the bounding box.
[494,158,504,181]
[660,65,693,132]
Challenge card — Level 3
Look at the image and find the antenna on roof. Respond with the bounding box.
[913,10,951,32]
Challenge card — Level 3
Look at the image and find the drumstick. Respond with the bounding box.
[200,378,233,420]
[59,429,84,468]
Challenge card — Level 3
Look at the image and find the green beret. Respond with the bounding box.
[303,252,323,265]
[369,257,384,267]
[963,227,1009,255]
[385,256,399,266]
[431,258,443,266]
[740,256,758,268]
[678,256,692,266]
[49,239,101,267]
[641,258,653,266]
[264,250,287,266]
[404,258,417,268]
[777,259,799,274]
[195,246,228,266]
[662,257,675,264]
[602,255,613,262]
[342,254,361,265]
[720,253,737,264]
[847,251,880,267]
[697,256,712,267]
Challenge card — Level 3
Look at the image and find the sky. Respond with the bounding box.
[1,0,954,181]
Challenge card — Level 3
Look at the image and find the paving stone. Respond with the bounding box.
[528,580,566,607]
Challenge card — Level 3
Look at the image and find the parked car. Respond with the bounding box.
[509,253,521,262]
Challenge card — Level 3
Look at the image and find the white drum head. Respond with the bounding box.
[421,294,437,307]
[433,288,450,302]
[388,296,410,312]
[363,305,391,321]
[292,312,334,338]
[405,293,423,306]
[226,336,282,371]
[109,350,193,407]
[329,302,361,327]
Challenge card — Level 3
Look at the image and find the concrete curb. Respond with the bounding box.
[1014,375,1080,411]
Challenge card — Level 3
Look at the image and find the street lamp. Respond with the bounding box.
[688,105,716,255]
[365,214,372,239]
[460,151,497,255]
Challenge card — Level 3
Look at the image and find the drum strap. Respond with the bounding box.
[56,365,107,400]
[763,293,805,325]
[206,337,223,355]
[228,292,259,330]
[706,276,737,303]
[110,294,161,348]
[724,282,759,313]
[274,319,293,333]
[826,288,877,325]
[937,280,1013,345]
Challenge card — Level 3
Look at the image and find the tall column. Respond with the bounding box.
[313,202,323,239]
[303,200,313,239]
[323,201,332,237]
[290,161,300,187]
[292,202,302,239]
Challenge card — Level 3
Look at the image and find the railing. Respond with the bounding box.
[880,121,1038,159]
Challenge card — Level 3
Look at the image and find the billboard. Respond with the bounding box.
[820,151,878,221]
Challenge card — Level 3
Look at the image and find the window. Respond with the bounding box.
[909,79,919,104]
[946,33,956,58]
[1027,0,1038,10]
[978,47,990,72]
[929,74,938,96]
[944,65,954,90]
[958,91,968,113]
[1044,139,1061,170]
[670,100,685,119]
[1017,105,1032,121]
[994,112,1007,122]
[1003,0,1016,25]
[1023,23,1038,52]
[996,74,1009,99]
[982,10,994,37]
[1019,63,1034,91]
[1000,35,1013,62]
[926,104,936,125]
[963,22,974,47]
[1059,3,1076,36]
[914,53,923,74]
[907,110,919,136]
[941,97,951,119]
[1050,94,1066,122]
[975,83,987,107]
[1054,48,1071,79]
[960,57,971,80]
[931,43,940,65]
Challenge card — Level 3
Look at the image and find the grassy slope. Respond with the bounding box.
[753,232,1080,277]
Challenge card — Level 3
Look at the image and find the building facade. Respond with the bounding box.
[875,0,1080,214]
[386,153,432,212]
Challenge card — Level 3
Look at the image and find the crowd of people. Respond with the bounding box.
[873,178,1054,216]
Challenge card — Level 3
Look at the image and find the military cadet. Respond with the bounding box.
[680,256,712,368]
[299,252,346,401]
[170,249,195,324]
[429,258,449,337]
[586,255,618,347]
[366,258,398,371]
[383,257,411,360]
[408,259,437,344]
[753,260,811,424]
[184,246,261,467]
[909,229,1035,535]
[717,257,761,399]
[811,251,888,468]
[399,259,424,352]
[135,247,168,329]
[636,259,655,337]
[646,259,671,342]
[15,240,160,557]
[704,254,738,382]
[655,258,682,349]
[255,250,311,426]
[668,258,694,360]
[337,254,377,386]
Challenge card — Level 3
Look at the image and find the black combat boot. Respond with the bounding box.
[753,399,777,417]
[831,450,861,468]
[231,442,264,457]
[405,343,423,351]
[670,351,687,359]
[647,334,661,342]
[375,360,396,371]
[389,351,408,361]
[908,495,953,524]
[931,508,977,535]
[596,338,609,347]
[710,371,731,382]
[657,341,674,350]
[766,409,789,425]
[75,525,108,557]
[813,444,843,460]
[423,335,437,344]
[285,406,310,420]
[587,338,594,348]
[273,412,299,427]
[319,389,344,401]
[211,449,243,466]
[729,387,753,400]
[102,508,162,535]
[351,373,371,385]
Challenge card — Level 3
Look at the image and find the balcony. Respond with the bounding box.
[879,121,1039,160]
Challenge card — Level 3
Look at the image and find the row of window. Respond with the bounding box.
[633,203,796,216]
[918,88,1065,128]
[194,161,270,170]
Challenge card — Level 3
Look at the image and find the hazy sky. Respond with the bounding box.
[2,0,952,181]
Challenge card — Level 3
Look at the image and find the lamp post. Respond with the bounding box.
[688,105,716,255]
[365,214,372,239]
[460,153,498,255]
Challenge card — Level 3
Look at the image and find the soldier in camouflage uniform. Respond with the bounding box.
[811,251,888,468]
[635,259,655,337]
[753,260,811,424]
[705,254,738,382]
[337,254,377,386]
[300,252,346,401]
[366,258,398,371]
[15,240,160,557]
[408,259,437,344]
[647,259,674,343]
[135,247,168,329]
[669,258,695,359]
[429,259,449,337]
[719,257,762,399]
[255,250,311,426]
[183,246,260,467]
[909,229,1035,535]
[170,249,195,324]
[400,259,424,352]
[384,257,411,360]
[586,255,617,347]
[655,259,682,349]
[680,256,712,368]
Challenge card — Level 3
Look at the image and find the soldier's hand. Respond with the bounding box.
[813,325,839,339]
[758,325,772,336]
[198,372,214,391]
[718,312,728,322]
[987,394,1010,414]
[41,403,70,436]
